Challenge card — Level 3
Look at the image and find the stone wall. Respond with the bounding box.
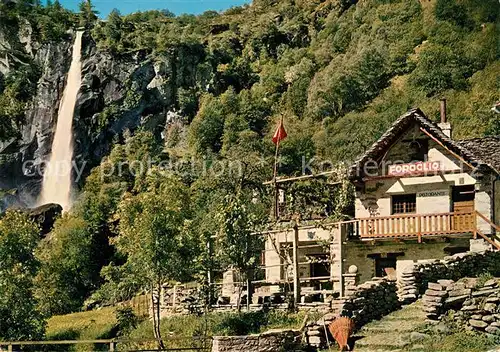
[304,277,399,349]
[211,329,303,352]
[397,250,500,304]
[344,238,469,284]
[159,284,204,317]
[421,278,500,335]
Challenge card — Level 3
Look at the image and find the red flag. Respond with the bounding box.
[272,118,287,145]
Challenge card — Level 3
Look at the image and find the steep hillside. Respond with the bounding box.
[0,0,498,325]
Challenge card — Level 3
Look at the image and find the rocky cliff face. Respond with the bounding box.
[0,23,72,209]
[0,28,212,211]
[73,34,209,183]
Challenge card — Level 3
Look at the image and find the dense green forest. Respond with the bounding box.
[0,0,498,340]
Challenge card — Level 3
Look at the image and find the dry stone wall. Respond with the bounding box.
[422,278,500,335]
[158,284,205,316]
[422,278,471,319]
[305,251,500,350]
[398,250,500,304]
[211,329,303,352]
[305,277,399,349]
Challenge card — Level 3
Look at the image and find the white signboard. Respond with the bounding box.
[388,161,441,176]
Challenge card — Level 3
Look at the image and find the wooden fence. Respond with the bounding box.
[357,211,476,239]
[0,337,212,352]
[122,294,151,318]
[356,210,500,249]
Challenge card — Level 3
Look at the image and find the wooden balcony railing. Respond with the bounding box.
[357,211,477,241]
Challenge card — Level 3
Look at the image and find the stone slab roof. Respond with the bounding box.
[457,136,500,173]
[348,108,499,181]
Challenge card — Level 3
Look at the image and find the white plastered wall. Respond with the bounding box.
[354,126,494,234]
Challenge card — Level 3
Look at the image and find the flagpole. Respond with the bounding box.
[273,115,283,220]
[273,139,280,220]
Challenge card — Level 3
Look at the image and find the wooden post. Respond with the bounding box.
[109,341,115,352]
[417,216,422,243]
[473,212,477,239]
[207,239,213,307]
[292,222,300,307]
[8,344,12,352]
[172,285,177,310]
[246,274,252,311]
[337,223,345,298]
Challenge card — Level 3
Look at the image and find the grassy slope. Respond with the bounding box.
[412,331,500,352]
[45,308,308,350]
[45,307,117,351]
[124,310,308,350]
[46,307,117,340]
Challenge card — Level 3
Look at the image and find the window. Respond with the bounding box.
[368,252,404,278]
[452,185,475,202]
[309,254,330,278]
[392,194,416,214]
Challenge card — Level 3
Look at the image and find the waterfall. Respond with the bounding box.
[39,31,83,211]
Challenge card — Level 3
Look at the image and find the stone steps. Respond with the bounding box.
[353,348,403,352]
[361,319,422,333]
[383,305,427,321]
[353,332,408,349]
[352,301,428,351]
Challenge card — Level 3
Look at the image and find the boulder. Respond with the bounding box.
[437,279,454,287]
[424,295,445,303]
[409,332,430,342]
[449,289,472,297]
[26,203,62,235]
[473,289,498,297]
[485,326,500,334]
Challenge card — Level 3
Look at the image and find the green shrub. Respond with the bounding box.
[213,311,267,336]
[115,307,139,336]
[410,43,472,96]
[435,0,472,29]
[476,273,494,287]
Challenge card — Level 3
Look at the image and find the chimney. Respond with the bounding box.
[438,98,452,138]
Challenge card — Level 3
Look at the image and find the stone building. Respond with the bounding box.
[260,105,499,301]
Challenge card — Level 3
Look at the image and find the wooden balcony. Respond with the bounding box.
[357,211,478,240]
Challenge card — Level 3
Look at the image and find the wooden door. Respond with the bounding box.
[452,185,475,231]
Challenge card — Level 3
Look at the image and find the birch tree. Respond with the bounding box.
[114,172,194,348]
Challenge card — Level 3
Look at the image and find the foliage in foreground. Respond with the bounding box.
[408,329,500,352]
[35,214,97,316]
[0,211,45,341]
[124,310,306,350]
[44,308,305,350]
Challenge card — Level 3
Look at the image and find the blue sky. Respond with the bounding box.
[57,0,251,17]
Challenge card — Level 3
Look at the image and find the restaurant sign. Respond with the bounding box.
[388,161,441,176]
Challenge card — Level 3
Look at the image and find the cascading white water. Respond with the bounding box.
[39,31,83,211]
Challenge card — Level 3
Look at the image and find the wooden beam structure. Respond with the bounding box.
[419,127,475,169]
[263,171,341,185]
